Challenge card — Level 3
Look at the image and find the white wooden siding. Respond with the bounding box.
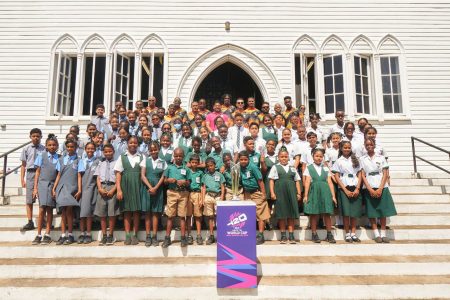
[0,0,449,173]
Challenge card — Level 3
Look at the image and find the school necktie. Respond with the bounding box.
[236,127,241,149]
[105,160,110,182]
[222,139,225,150]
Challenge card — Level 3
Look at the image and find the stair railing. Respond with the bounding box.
[411,137,449,175]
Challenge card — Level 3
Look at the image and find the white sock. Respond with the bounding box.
[61,233,66,237]
[37,235,42,238]
[345,232,351,238]
[44,234,50,237]
[380,230,386,238]
[351,232,356,237]
[373,229,380,238]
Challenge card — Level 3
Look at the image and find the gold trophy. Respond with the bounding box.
[230,162,241,201]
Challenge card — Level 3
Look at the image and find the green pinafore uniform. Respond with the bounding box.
[304,164,334,215]
[120,154,142,212]
[273,165,300,219]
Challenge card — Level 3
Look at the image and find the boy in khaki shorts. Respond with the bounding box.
[238,151,269,245]
[201,158,225,245]
[163,148,191,248]
[187,154,204,245]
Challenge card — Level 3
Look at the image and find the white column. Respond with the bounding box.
[316,53,325,118]
[104,52,113,114]
[73,52,84,121]
[372,54,384,122]
[345,52,355,121]
[134,52,141,101]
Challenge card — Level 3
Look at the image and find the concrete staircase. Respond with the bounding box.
[0,173,449,299]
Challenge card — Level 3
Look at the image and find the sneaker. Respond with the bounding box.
[196,235,204,245]
[106,235,116,246]
[145,235,152,247]
[99,235,107,246]
[280,232,287,244]
[265,222,273,231]
[56,235,66,245]
[345,235,353,243]
[180,236,188,247]
[206,235,215,245]
[32,235,42,245]
[21,221,35,231]
[131,235,139,245]
[151,237,159,247]
[374,236,383,243]
[64,235,75,245]
[312,232,321,243]
[326,232,336,244]
[382,236,390,243]
[162,236,171,248]
[256,233,265,245]
[187,235,194,245]
[83,235,92,244]
[77,234,85,244]
[288,233,296,244]
[351,235,361,243]
[41,235,52,245]
[124,234,132,245]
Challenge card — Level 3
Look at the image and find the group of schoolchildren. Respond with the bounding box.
[20,95,397,248]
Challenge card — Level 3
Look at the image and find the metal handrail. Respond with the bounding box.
[411,137,450,175]
[0,141,31,199]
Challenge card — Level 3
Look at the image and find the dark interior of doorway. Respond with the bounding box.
[194,62,263,110]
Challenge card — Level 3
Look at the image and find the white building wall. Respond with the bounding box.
[0,0,449,173]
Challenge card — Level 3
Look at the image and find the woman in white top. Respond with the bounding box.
[360,138,397,244]
[332,140,363,243]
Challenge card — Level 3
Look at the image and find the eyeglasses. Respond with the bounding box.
[262,106,269,109]
[237,102,244,104]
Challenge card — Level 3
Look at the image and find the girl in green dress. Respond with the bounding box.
[303,147,337,243]
[360,138,397,243]
[269,147,302,244]
[140,141,167,247]
[260,139,278,229]
[115,136,143,245]
[332,141,363,243]
[159,133,174,164]
[259,115,278,143]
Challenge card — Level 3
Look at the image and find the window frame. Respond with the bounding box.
[352,54,374,116]
[293,53,319,117]
[322,54,346,115]
[112,51,132,107]
[379,55,403,114]
[53,51,73,116]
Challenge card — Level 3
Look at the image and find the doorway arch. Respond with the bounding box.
[194,62,263,109]
[176,43,282,109]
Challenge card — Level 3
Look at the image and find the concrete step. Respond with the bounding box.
[393,194,450,203]
[2,284,450,300]
[389,178,430,186]
[1,212,449,228]
[1,227,449,242]
[389,186,444,195]
[432,178,450,185]
[418,172,450,179]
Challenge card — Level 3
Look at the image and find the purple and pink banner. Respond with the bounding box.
[217,201,257,289]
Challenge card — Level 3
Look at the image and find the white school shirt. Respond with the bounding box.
[353,130,365,144]
[307,126,326,142]
[303,163,331,178]
[268,163,301,181]
[220,138,238,154]
[275,141,297,166]
[300,146,329,166]
[325,147,340,168]
[354,140,388,159]
[290,129,299,142]
[160,146,173,157]
[331,156,361,187]
[359,154,389,189]
[253,136,266,154]
[228,125,249,151]
[293,140,309,159]
[139,157,167,171]
[172,131,182,148]
[328,123,344,137]
[341,136,362,153]
[114,151,142,172]
[274,125,285,140]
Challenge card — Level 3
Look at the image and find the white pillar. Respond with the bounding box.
[104,52,113,114]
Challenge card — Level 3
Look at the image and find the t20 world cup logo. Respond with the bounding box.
[227,212,247,230]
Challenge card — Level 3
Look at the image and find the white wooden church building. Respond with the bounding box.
[0,0,449,173]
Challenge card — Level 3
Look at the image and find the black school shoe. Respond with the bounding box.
[326,232,336,244]
[196,235,204,245]
[206,235,215,245]
[99,235,107,246]
[288,232,296,244]
[382,237,390,243]
[280,232,287,244]
[32,235,41,245]
[256,233,265,245]
[64,235,75,245]
[187,235,194,245]
[56,236,66,245]
[151,238,159,247]
[131,235,139,245]
[180,236,188,247]
[106,235,116,246]
[162,236,171,248]
[21,221,35,231]
[41,235,52,245]
[145,235,152,247]
[83,235,92,244]
[77,234,85,244]
[312,232,321,243]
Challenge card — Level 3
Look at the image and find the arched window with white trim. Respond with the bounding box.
[49,35,78,116]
